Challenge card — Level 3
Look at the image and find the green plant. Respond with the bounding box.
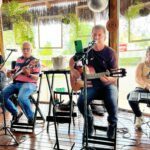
[38,43,53,68]
[2,0,34,46]
[62,13,80,36]
[125,3,144,19]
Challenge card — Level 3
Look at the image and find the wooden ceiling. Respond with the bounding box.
[2,0,150,15]
[3,0,81,4]
[2,0,82,8]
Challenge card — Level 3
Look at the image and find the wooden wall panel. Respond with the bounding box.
[0,1,4,57]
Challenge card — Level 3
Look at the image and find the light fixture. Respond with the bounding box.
[87,0,108,13]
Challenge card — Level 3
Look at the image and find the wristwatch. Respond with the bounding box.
[28,74,32,78]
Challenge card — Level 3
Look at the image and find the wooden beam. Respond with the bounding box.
[108,0,119,52]
[0,0,4,57]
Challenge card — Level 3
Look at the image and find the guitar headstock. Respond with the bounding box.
[109,68,127,77]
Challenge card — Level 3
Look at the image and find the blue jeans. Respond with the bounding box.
[77,84,118,125]
[2,82,36,120]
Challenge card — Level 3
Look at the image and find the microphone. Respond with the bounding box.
[6,49,18,52]
[88,40,97,46]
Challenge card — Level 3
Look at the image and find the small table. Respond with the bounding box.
[42,69,71,132]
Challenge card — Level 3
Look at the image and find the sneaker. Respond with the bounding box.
[58,101,76,111]
[91,105,105,116]
[107,124,116,139]
[135,116,144,128]
[12,112,23,123]
[28,119,34,125]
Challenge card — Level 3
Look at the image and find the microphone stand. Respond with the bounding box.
[0,50,13,70]
[0,50,19,146]
[75,43,95,150]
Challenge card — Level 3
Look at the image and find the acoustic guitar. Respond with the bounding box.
[8,59,39,82]
[70,65,126,91]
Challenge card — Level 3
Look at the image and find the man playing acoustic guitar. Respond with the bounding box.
[2,41,40,124]
[69,25,118,139]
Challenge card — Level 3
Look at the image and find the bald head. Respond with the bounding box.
[22,41,32,58]
[22,41,32,50]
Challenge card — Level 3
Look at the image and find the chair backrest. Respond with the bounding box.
[11,61,16,69]
[36,73,43,94]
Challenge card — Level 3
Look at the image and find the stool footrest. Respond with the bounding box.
[46,116,71,123]
[85,147,114,150]
[55,111,77,117]
[88,135,115,142]
[36,116,45,121]
[84,139,115,146]
[94,125,108,131]
[11,122,34,130]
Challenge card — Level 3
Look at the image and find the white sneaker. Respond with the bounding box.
[135,116,144,128]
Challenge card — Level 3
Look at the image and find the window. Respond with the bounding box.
[38,15,63,49]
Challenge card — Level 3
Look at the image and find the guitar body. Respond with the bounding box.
[70,65,126,91]
[70,65,95,91]
[70,75,84,92]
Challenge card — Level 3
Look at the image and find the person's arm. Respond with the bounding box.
[0,65,7,74]
[6,69,16,78]
[100,50,118,85]
[69,57,81,79]
[0,55,7,73]
[135,63,150,90]
[22,60,41,81]
[69,57,85,90]
[28,73,39,81]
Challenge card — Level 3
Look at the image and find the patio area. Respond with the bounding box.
[0,103,150,150]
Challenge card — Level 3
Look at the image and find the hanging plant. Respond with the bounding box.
[62,13,79,36]
[125,2,144,19]
[125,0,150,19]
[2,0,34,46]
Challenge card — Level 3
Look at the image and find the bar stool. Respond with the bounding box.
[133,91,150,123]
[83,98,117,150]
[10,73,45,132]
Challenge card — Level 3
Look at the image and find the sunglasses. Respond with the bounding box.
[23,48,31,51]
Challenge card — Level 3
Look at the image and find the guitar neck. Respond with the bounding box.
[87,72,109,79]
[12,65,31,79]
[13,70,23,79]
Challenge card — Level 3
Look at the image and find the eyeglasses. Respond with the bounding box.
[23,48,31,51]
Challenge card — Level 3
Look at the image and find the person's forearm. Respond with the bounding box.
[29,74,39,81]
[107,77,117,84]
[136,77,147,87]
[69,57,75,70]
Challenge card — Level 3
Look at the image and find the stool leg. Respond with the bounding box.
[30,96,45,122]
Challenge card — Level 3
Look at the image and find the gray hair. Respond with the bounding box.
[92,25,106,34]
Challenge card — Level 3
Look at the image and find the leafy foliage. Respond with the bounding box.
[62,13,92,55]
[125,3,144,19]
[2,0,34,46]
